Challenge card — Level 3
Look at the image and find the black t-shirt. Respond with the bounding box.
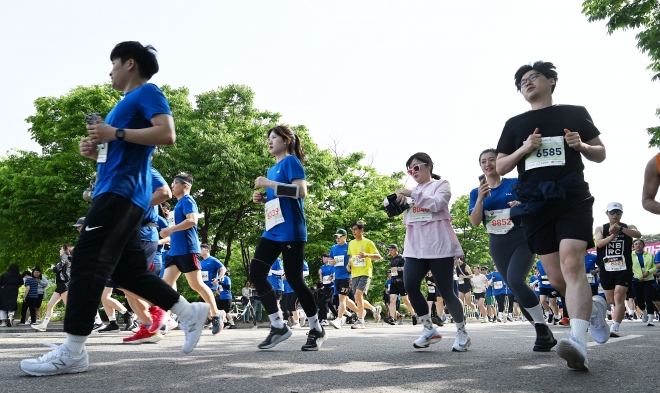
[497,105,601,183]
[596,223,633,271]
[389,255,405,282]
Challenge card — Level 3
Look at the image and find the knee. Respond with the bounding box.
[249,259,270,282]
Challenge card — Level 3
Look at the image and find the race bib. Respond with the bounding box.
[494,281,503,290]
[406,204,432,223]
[201,271,209,281]
[334,255,345,267]
[427,285,436,293]
[586,273,595,284]
[453,273,458,281]
[265,198,285,231]
[353,257,366,267]
[391,269,398,277]
[525,136,565,170]
[322,275,332,285]
[97,142,108,163]
[458,278,464,284]
[541,275,550,285]
[484,208,514,235]
[604,256,626,272]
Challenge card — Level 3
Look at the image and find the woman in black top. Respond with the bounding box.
[32,245,72,332]
[0,264,24,327]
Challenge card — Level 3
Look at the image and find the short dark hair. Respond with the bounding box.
[174,172,193,186]
[351,220,365,229]
[634,238,646,247]
[322,253,329,258]
[514,61,558,93]
[22,270,32,277]
[200,243,210,249]
[110,41,159,80]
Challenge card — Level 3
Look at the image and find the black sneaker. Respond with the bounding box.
[301,327,326,351]
[384,316,396,326]
[532,323,557,352]
[546,312,554,324]
[412,315,418,326]
[431,316,444,327]
[258,325,292,349]
[123,312,135,331]
[6,318,12,327]
[98,321,120,333]
[228,324,237,330]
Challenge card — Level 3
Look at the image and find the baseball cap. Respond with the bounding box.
[607,202,623,212]
[387,244,398,250]
[72,217,85,227]
[334,229,347,237]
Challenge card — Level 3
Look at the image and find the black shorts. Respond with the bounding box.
[55,282,68,295]
[275,290,283,301]
[389,281,407,296]
[458,282,472,294]
[36,293,44,307]
[539,287,558,298]
[218,298,231,314]
[590,285,598,296]
[427,292,438,302]
[105,279,120,289]
[336,278,351,296]
[281,292,298,312]
[599,269,632,291]
[165,253,201,274]
[653,285,660,301]
[522,195,595,255]
[474,292,486,300]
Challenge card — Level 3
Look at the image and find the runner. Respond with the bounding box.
[425,271,445,326]
[594,202,640,337]
[469,148,555,350]
[283,261,310,329]
[454,258,477,318]
[32,245,72,332]
[328,229,361,329]
[483,266,496,323]
[197,243,226,327]
[471,267,488,323]
[496,61,608,370]
[631,239,656,327]
[250,125,326,351]
[490,265,507,323]
[347,221,382,329]
[584,253,599,296]
[389,152,469,351]
[217,270,236,329]
[387,244,416,325]
[160,172,226,335]
[21,41,209,376]
[318,253,335,326]
[267,257,284,310]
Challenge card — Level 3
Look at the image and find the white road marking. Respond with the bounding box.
[587,334,641,347]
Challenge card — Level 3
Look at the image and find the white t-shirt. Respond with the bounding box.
[472,275,488,294]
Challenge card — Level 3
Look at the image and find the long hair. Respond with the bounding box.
[478,148,497,163]
[405,152,441,180]
[268,125,305,164]
[62,244,73,257]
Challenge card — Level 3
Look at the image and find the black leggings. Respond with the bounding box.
[489,228,538,321]
[20,297,38,324]
[632,281,656,314]
[497,294,514,313]
[249,238,317,318]
[403,257,464,324]
[281,292,298,320]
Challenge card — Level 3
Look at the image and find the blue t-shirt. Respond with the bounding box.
[654,252,660,264]
[262,155,307,242]
[24,277,39,298]
[584,253,599,287]
[536,261,553,289]
[140,168,166,242]
[169,194,200,256]
[218,276,232,300]
[329,243,351,280]
[94,83,171,211]
[200,256,225,290]
[386,278,392,295]
[320,264,335,288]
[159,249,169,278]
[154,216,169,264]
[283,260,309,294]
[485,273,494,297]
[468,178,520,229]
[490,271,507,296]
[267,258,284,291]
[529,275,540,295]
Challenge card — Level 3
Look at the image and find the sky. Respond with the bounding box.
[2,1,659,234]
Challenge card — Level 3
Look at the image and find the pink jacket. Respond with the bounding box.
[401,179,464,259]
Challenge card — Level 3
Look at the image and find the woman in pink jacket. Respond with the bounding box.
[393,152,470,352]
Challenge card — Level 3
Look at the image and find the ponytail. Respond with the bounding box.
[406,152,441,180]
[268,125,306,164]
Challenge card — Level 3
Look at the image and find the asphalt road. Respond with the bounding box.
[1,318,659,392]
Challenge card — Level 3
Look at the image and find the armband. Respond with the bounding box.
[274,183,300,199]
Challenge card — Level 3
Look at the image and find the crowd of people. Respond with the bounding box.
[11,41,660,377]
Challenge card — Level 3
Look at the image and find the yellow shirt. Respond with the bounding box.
[348,238,378,278]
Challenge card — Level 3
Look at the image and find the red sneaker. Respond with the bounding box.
[558,317,570,326]
[148,306,167,334]
[123,324,163,344]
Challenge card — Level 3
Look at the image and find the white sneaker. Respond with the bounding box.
[290,322,302,329]
[609,325,621,338]
[179,302,210,354]
[161,317,179,335]
[556,335,589,371]
[0,321,6,327]
[589,296,609,344]
[413,327,442,348]
[452,328,471,352]
[320,320,329,326]
[351,320,366,329]
[298,310,307,327]
[641,311,648,323]
[647,321,655,327]
[373,306,382,323]
[329,319,342,329]
[20,343,88,376]
[31,323,47,332]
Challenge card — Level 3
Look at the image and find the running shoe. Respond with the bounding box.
[20,343,88,376]
[373,306,382,323]
[413,327,442,349]
[452,328,471,352]
[31,323,47,332]
[495,314,502,323]
[481,317,488,323]
[546,312,554,324]
[558,317,570,326]
[609,325,621,338]
[123,324,164,344]
[384,316,396,326]
[641,311,648,323]
[258,325,292,349]
[556,335,589,371]
[301,327,327,351]
[97,321,120,333]
[589,296,609,344]
[432,315,444,327]
[329,319,342,329]
[532,323,557,352]
[320,320,329,326]
[553,317,560,325]
[412,314,418,326]
[290,322,302,329]
[123,311,136,331]
[179,302,210,354]
[92,322,105,331]
[228,324,237,329]
[211,311,226,336]
[647,321,655,327]
[0,321,6,327]
[161,317,179,335]
[351,320,366,329]
[147,306,167,334]
[6,318,13,327]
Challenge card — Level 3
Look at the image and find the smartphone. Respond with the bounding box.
[85,113,101,125]
[478,174,486,184]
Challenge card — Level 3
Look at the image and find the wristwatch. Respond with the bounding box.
[116,128,125,141]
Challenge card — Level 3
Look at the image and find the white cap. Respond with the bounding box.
[607,202,623,212]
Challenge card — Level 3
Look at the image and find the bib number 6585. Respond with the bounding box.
[536,147,562,157]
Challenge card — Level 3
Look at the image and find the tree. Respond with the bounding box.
[582,1,660,146]
[450,195,491,268]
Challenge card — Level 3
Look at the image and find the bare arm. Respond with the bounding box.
[159,212,197,238]
[622,224,641,239]
[87,114,176,146]
[642,155,660,214]
[151,184,172,207]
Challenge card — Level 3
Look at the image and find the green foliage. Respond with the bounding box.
[450,195,492,269]
[641,233,660,244]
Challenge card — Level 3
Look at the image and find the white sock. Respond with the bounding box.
[525,304,546,325]
[455,320,466,331]
[419,314,433,329]
[570,318,589,345]
[268,312,285,329]
[307,315,322,331]
[229,319,235,326]
[108,316,116,322]
[341,316,347,323]
[358,318,365,323]
[63,333,87,356]
[94,313,102,324]
[170,296,193,320]
[43,316,51,327]
[612,321,620,331]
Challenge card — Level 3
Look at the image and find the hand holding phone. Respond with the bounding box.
[477,175,491,199]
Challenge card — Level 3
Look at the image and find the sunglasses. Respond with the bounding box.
[608,209,622,216]
[407,163,428,176]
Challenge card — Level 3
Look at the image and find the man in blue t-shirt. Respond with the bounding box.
[267,258,285,307]
[328,229,361,329]
[21,41,210,377]
[216,272,236,329]
[317,253,336,325]
[160,172,225,335]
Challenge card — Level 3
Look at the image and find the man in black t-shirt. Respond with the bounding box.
[496,61,608,371]
[385,244,416,325]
